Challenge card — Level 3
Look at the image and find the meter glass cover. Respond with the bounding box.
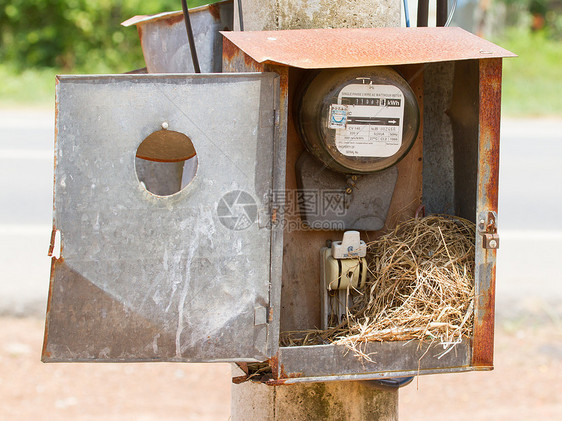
[297,67,420,174]
[334,82,405,158]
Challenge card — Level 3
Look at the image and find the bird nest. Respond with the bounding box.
[280,215,476,361]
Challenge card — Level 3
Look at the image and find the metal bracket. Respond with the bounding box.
[254,306,268,325]
[478,211,499,250]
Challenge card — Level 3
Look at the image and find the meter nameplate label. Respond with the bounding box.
[328,104,348,129]
[333,83,405,158]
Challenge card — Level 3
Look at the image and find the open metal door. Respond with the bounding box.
[43,73,283,363]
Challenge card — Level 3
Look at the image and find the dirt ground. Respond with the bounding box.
[1,316,561,420]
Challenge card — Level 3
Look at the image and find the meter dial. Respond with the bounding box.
[295,67,420,174]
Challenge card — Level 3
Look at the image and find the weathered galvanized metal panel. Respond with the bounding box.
[272,339,472,384]
[295,152,398,231]
[122,0,233,73]
[221,27,516,69]
[43,73,284,363]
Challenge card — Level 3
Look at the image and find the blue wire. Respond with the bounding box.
[403,0,411,27]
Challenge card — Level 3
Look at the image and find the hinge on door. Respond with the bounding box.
[48,228,62,258]
[478,211,499,249]
[254,306,268,325]
[271,207,279,226]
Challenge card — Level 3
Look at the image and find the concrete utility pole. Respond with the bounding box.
[231,378,399,420]
[231,1,401,420]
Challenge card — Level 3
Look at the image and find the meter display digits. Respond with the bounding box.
[296,67,420,174]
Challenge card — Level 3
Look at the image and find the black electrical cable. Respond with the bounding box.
[417,0,429,27]
[181,0,201,73]
[363,377,415,390]
[436,0,448,26]
[237,0,244,31]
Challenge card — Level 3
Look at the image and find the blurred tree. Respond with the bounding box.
[497,0,562,37]
[0,0,218,72]
[529,0,548,30]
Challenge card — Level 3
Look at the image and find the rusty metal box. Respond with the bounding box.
[44,27,515,385]
[220,27,515,384]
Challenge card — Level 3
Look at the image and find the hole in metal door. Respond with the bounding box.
[134,126,197,196]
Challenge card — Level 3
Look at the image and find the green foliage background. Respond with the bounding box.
[0,0,216,73]
[1,0,561,115]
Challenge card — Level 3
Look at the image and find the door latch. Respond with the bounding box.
[478,211,499,250]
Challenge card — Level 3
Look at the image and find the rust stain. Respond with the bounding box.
[472,58,502,368]
[268,354,280,378]
[222,37,266,73]
[270,65,290,98]
[266,378,289,386]
[237,362,249,374]
[137,25,143,42]
[265,369,304,386]
[164,14,185,27]
[122,1,231,28]
[41,258,58,361]
[222,27,516,70]
[479,58,502,212]
[267,354,303,383]
[207,3,221,21]
[48,228,56,257]
[232,375,250,384]
[243,52,263,70]
[222,37,238,62]
[472,281,496,367]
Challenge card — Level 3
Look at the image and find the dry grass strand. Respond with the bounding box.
[280,215,476,360]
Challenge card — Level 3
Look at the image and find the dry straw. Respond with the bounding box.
[281,215,476,361]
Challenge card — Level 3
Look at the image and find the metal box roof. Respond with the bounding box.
[221,27,516,69]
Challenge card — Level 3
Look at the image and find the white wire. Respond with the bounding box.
[445,0,458,27]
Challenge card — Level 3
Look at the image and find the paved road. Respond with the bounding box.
[0,109,53,315]
[0,108,561,317]
[496,118,562,319]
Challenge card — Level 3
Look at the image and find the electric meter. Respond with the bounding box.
[295,67,420,174]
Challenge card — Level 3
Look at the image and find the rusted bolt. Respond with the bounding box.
[345,187,353,194]
[488,239,498,249]
[162,121,169,130]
